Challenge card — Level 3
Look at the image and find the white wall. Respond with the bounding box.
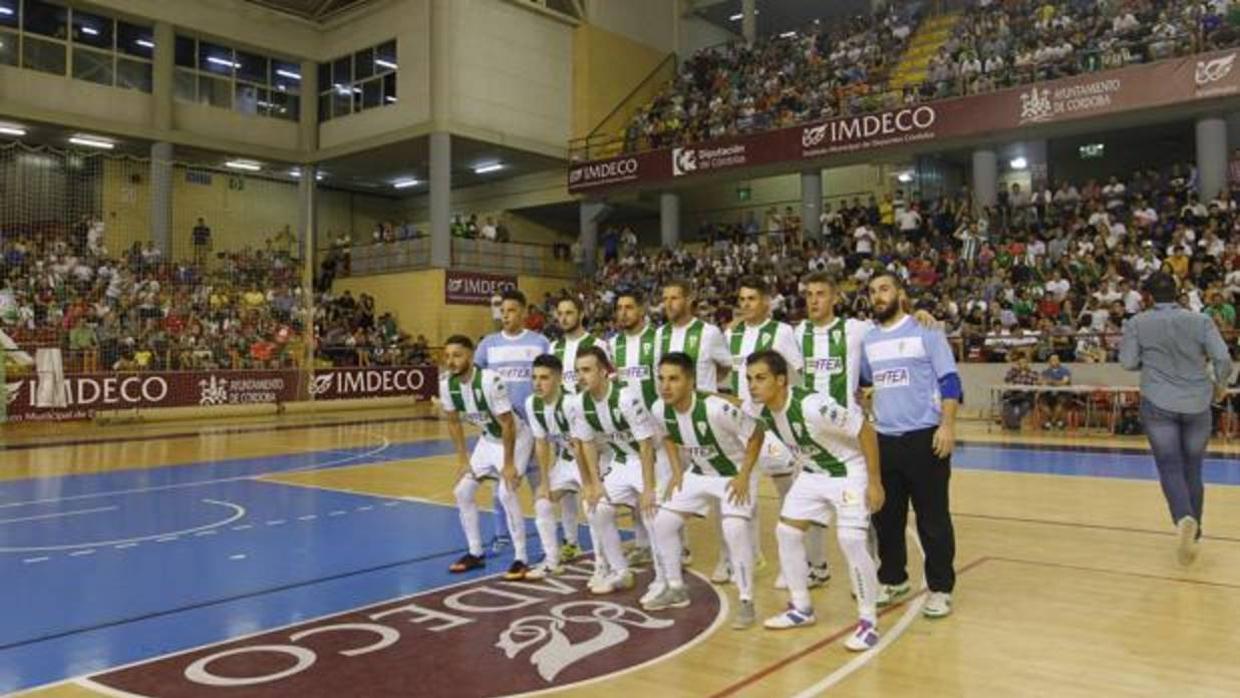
[449,0,573,151]
[586,0,677,53]
[89,0,319,58]
[678,14,736,56]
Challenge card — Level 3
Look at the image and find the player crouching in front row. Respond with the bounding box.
[742,350,885,652]
[439,335,533,581]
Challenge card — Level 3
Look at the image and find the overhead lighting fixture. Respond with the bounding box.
[896,172,914,183]
[374,59,398,70]
[780,31,797,38]
[729,10,757,20]
[0,6,14,16]
[473,162,504,174]
[0,124,27,137]
[385,96,397,103]
[225,160,261,172]
[275,69,301,81]
[207,56,241,69]
[68,136,115,149]
[80,26,99,36]
[290,168,325,181]
[1010,157,1028,170]
[136,39,155,49]
[393,178,419,189]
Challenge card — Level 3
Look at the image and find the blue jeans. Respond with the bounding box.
[1139,399,1210,528]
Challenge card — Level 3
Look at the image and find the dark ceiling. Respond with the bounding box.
[692,0,873,40]
[240,0,377,22]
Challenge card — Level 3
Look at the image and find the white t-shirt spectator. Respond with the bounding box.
[896,209,921,233]
[1101,182,1126,210]
[480,222,498,241]
[1133,206,1159,228]
[1134,254,1161,280]
[1045,278,1070,301]
[1123,289,1143,315]
[853,225,877,255]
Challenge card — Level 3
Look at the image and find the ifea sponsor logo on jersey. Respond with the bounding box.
[88,563,721,697]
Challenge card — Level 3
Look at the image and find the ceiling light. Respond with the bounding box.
[473,162,504,174]
[207,56,241,69]
[136,39,155,49]
[69,136,114,149]
[393,178,419,189]
[0,7,14,16]
[0,124,27,137]
[780,31,797,38]
[729,10,757,20]
[385,96,397,103]
[374,59,398,70]
[896,172,914,183]
[1010,157,1028,170]
[276,69,301,81]
[225,160,261,171]
[290,169,325,181]
[80,26,99,36]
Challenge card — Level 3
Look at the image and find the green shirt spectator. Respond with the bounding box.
[69,322,98,351]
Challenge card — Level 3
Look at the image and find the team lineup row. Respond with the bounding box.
[435,272,963,650]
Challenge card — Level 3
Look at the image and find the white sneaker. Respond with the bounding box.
[808,564,831,589]
[774,572,787,590]
[877,581,911,607]
[843,619,879,651]
[587,565,611,594]
[763,605,817,630]
[524,562,563,580]
[710,559,733,585]
[639,581,667,606]
[922,591,952,618]
[1177,516,1200,566]
[641,584,690,611]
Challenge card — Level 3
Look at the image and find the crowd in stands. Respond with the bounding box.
[557,160,1240,373]
[0,220,428,373]
[621,0,1240,153]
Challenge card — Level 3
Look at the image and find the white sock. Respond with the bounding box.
[806,524,827,569]
[653,509,685,588]
[534,497,559,567]
[560,492,580,546]
[454,476,483,557]
[641,508,667,585]
[712,501,730,566]
[776,522,811,611]
[633,509,651,551]
[587,519,609,577]
[497,479,527,563]
[589,501,628,573]
[723,516,755,601]
[838,526,879,623]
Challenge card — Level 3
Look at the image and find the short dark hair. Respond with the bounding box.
[663,278,694,296]
[557,295,583,313]
[737,275,769,296]
[532,353,563,373]
[501,289,527,306]
[576,345,612,372]
[746,349,788,378]
[657,352,695,380]
[869,270,905,291]
[616,288,645,305]
[1144,272,1178,304]
[445,334,474,350]
[802,271,836,287]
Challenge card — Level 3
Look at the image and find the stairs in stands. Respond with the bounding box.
[890,12,962,90]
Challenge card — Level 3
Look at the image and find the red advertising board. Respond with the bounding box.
[567,50,1240,195]
[445,270,518,305]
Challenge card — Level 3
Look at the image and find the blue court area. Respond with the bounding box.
[1,436,1238,693]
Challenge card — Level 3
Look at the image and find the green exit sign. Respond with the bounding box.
[737,186,751,201]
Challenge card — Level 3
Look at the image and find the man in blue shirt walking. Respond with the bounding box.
[1120,272,1232,566]
[860,272,962,619]
[475,289,550,552]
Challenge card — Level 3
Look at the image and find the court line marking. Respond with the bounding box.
[68,549,96,557]
[0,505,119,525]
[956,511,1240,544]
[22,556,49,564]
[987,555,1240,590]
[0,499,246,553]
[0,434,392,510]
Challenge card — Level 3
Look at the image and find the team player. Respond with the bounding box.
[655,278,733,580]
[742,350,885,652]
[727,276,806,588]
[439,335,534,580]
[570,346,668,597]
[646,352,760,630]
[610,289,659,410]
[475,289,549,553]
[524,354,589,579]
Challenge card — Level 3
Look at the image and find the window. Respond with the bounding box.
[1,2,152,92]
[174,34,300,121]
[319,39,397,122]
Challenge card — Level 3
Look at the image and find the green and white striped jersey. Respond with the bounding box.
[743,386,864,478]
[570,382,659,463]
[551,332,606,394]
[654,392,757,477]
[610,324,659,409]
[439,368,526,442]
[795,317,872,410]
[525,392,577,463]
[728,317,803,400]
[654,319,732,392]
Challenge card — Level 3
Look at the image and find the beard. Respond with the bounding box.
[561,320,581,335]
[873,299,899,323]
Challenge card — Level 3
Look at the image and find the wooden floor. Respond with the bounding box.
[6,410,1239,698]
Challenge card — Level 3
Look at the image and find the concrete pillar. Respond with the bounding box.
[801,170,823,238]
[1197,116,1228,201]
[659,192,680,248]
[151,21,174,133]
[972,148,998,210]
[298,165,318,260]
[742,0,757,45]
[580,201,606,275]
[430,131,452,269]
[149,141,173,256]
[299,59,318,152]
[430,0,452,129]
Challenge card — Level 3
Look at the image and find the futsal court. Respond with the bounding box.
[2,407,1238,698]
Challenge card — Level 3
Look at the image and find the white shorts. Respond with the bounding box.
[469,430,534,481]
[780,471,869,529]
[758,432,796,476]
[547,457,581,494]
[603,451,669,508]
[662,471,758,519]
